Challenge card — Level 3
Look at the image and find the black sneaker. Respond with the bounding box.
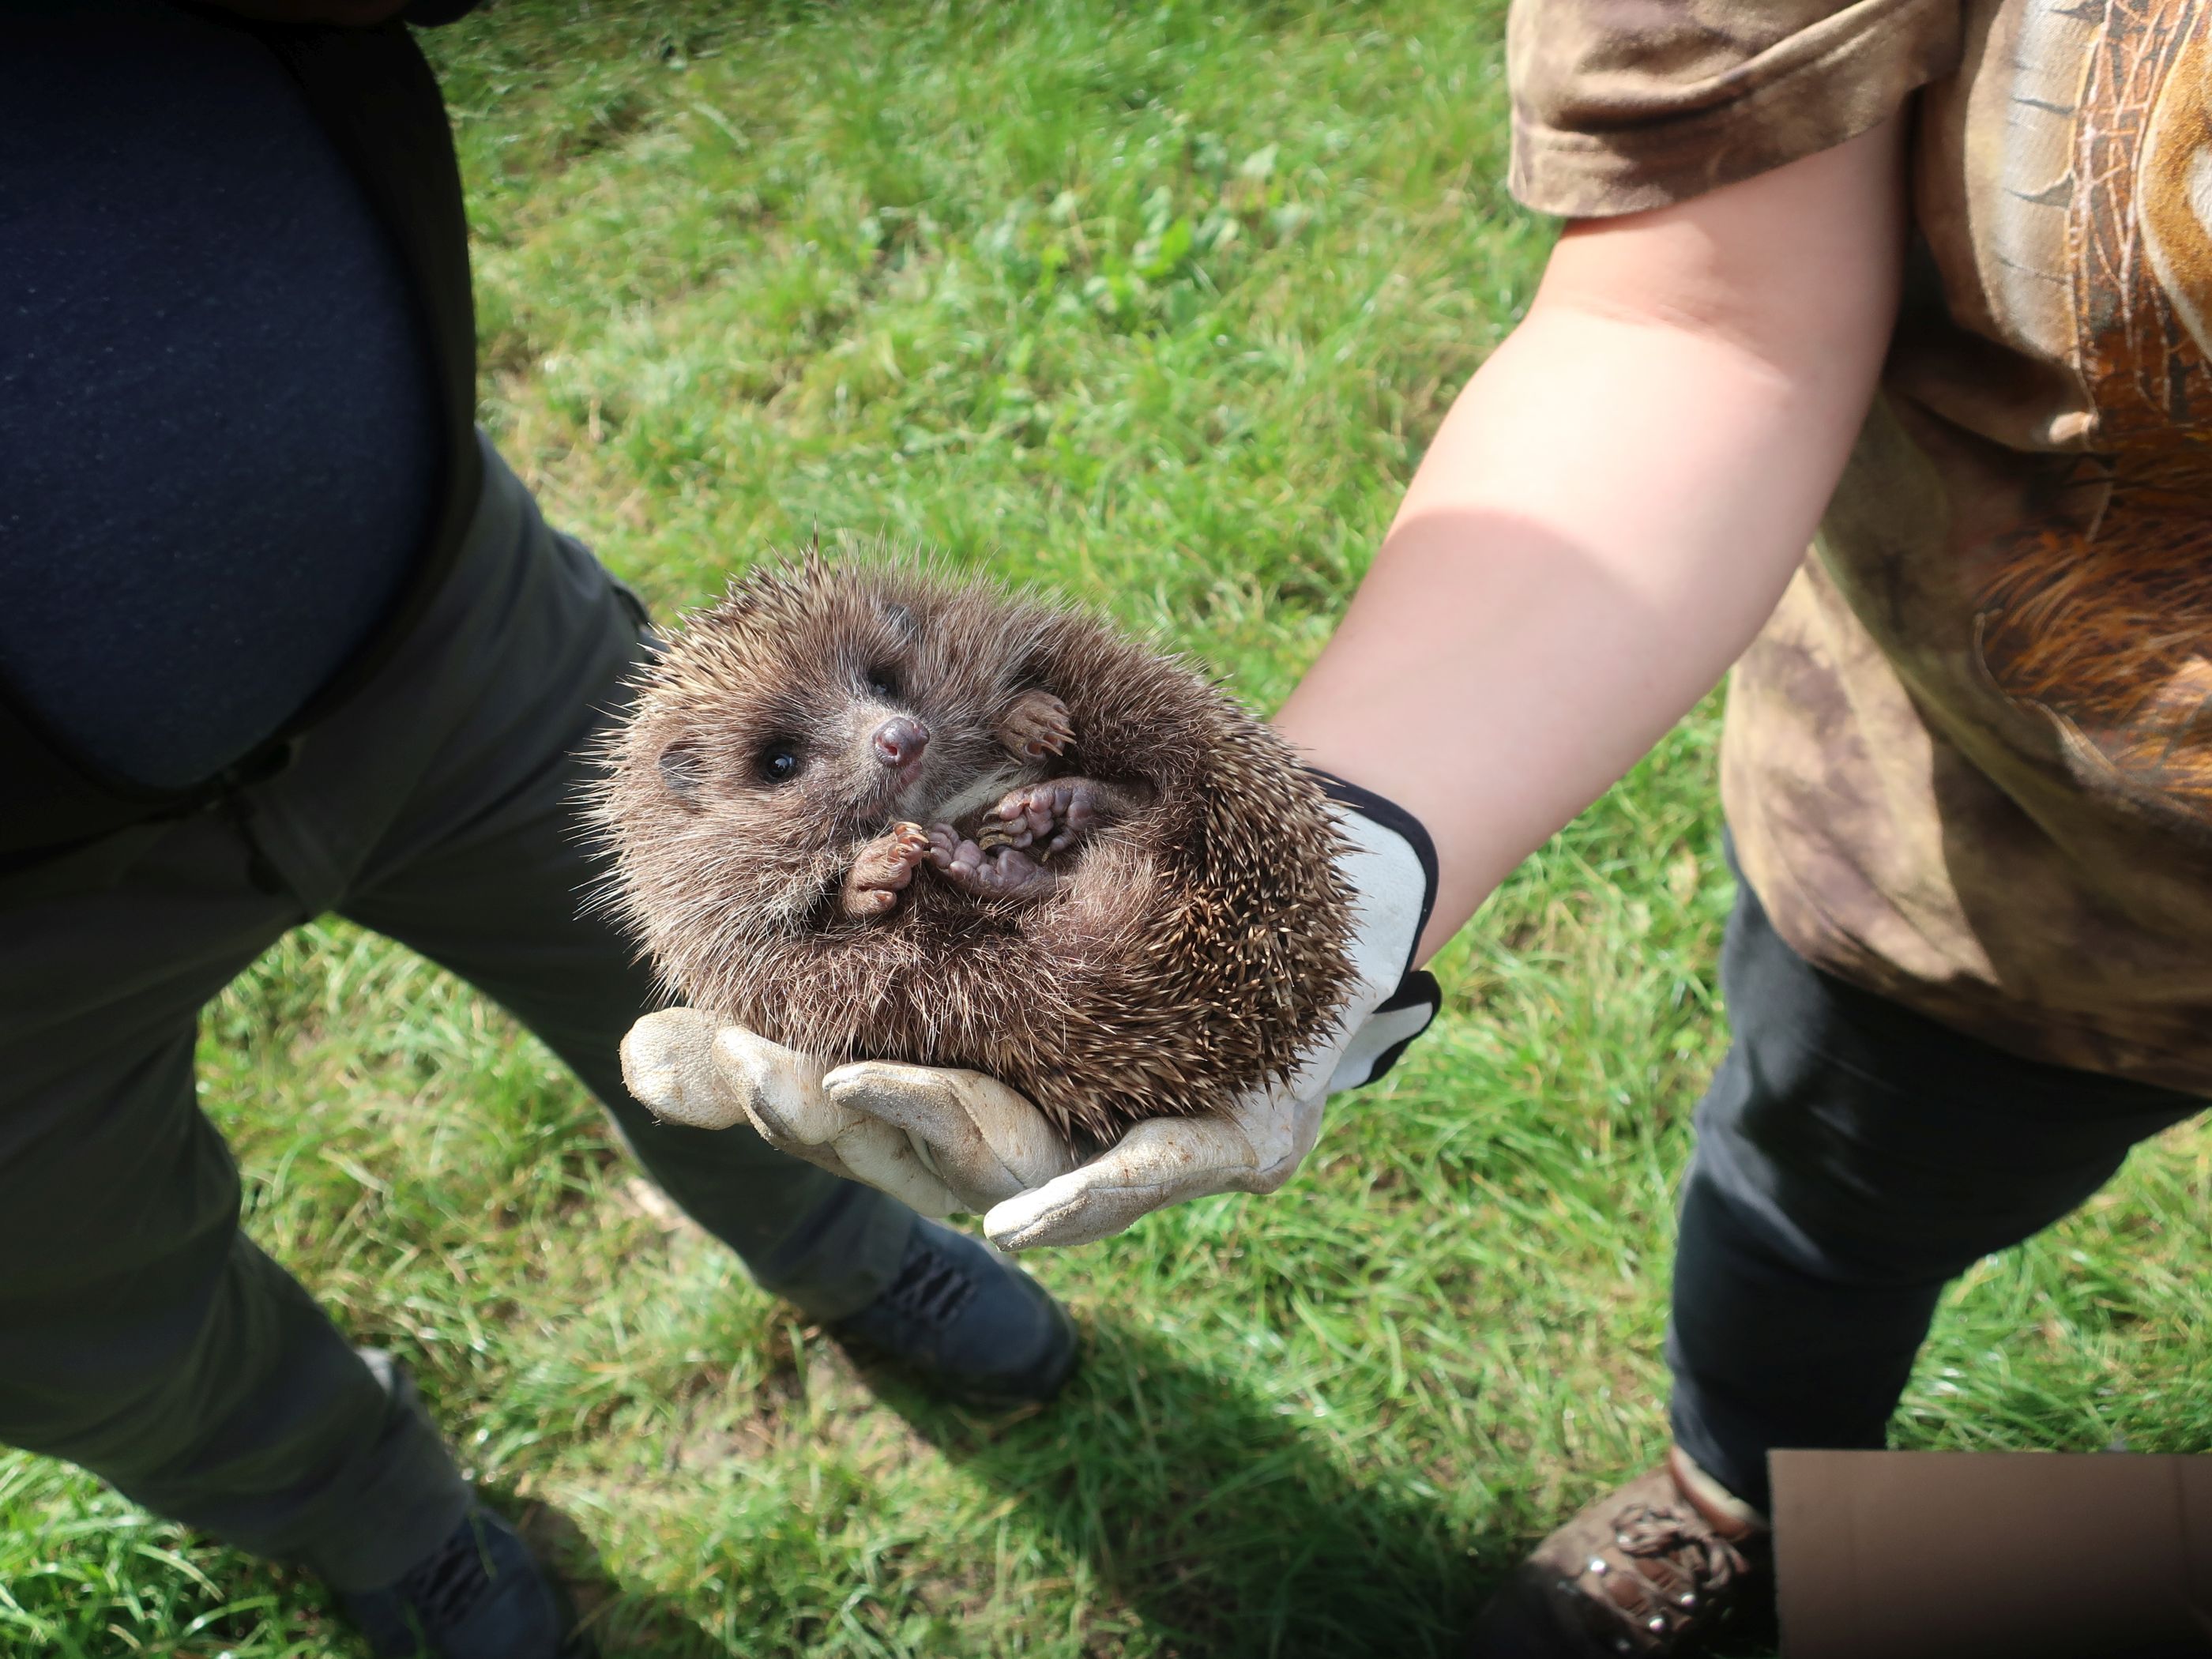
[825,1218,1079,1406]
[339,1503,585,1659]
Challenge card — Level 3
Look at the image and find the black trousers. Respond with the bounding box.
[1665,850,2205,1513]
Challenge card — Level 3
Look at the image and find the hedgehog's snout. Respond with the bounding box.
[871,715,930,769]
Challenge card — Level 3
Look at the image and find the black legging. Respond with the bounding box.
[1665,844,2203,1511]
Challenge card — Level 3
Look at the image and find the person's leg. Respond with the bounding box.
[1471,851,2203,1657]
[1665,863,2202,1513]
[0,820,471,1597]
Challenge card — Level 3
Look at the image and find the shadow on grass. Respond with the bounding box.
[503,1491,731,1659]
[491,1321,1778,1659]
[870,1315,1501,1659]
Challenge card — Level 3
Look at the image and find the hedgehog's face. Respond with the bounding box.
[647,587,1017,854]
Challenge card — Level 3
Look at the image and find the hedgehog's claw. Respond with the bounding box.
[995,777,1103,856]
[997,689,1075,762]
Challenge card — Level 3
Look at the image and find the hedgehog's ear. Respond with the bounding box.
[657,739,707,805]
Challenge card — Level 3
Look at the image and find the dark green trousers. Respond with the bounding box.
[0,440,915,1591]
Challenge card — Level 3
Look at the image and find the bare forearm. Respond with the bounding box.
[1276,120,1906,961]
[1281,310,1849,955]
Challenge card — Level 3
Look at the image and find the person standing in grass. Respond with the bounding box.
[0,6,1083,1657]
[653,0,2212,1651]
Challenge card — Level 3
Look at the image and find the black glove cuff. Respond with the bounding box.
[1356,968,1443,1087]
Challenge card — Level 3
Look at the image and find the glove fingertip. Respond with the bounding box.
[981,1189,1086,1252]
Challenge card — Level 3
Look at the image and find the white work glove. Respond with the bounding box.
[618,774,1440,1249]
[619,1007,1078,1221]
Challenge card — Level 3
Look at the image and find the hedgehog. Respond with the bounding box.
[592,551,1357,1154]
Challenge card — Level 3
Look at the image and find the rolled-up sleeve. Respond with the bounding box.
[1508,0,1963,217]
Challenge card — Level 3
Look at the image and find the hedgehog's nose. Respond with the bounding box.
[872,716,930,768]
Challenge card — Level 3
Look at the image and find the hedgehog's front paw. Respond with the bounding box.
[842,822,932,918]
[927,824,1062,901]
[996,688,1074,762]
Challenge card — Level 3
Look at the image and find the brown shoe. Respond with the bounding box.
[1469,1447,1770,1657]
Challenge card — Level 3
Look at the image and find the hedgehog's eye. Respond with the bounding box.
[865,664,901,700]
[756,744,802,784]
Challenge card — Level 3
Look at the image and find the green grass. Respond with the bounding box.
[10,2,2212,1655]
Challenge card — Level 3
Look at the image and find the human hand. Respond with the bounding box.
[972,777,1439,1247]
[619,1008,1084,1220]
[619,776,1438,1247]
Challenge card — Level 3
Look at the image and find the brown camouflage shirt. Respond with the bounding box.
[1513,0,2212,1091]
